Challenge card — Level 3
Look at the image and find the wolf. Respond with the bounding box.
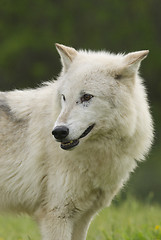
[0,44,153,239]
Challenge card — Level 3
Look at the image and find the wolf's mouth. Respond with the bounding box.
[61,124,95,150]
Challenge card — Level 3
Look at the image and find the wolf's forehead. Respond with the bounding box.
[59,70,114,92]
[78,52,124,68]
[58,55,124,93]
[71,58,124,80]
[59,76,111,99]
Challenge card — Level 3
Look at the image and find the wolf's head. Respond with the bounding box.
[52,44,150,151]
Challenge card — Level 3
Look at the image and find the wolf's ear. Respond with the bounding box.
[123,50,149,72]
[55,43,78,72]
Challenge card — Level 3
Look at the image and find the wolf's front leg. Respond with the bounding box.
[71,210,94,240]
[38,212,73,240]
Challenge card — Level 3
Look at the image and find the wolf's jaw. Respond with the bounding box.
[79,124,95,139]
[60,124,95,150]
[61,139,79,150]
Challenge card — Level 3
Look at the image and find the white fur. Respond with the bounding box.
[0,44,153,239]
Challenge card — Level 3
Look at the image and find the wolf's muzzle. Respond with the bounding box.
[52,124,95,150]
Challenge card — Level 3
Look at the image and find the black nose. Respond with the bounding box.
[52,126,69,140]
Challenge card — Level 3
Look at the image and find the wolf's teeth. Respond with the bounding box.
[61,139,79,150]
[62,141,73,146]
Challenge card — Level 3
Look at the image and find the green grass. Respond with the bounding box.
[0,197,161,240]
[0,215,40,240]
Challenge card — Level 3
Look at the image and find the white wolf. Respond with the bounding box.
[0,44,153,239]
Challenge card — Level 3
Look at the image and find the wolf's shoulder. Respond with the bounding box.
[0,92,11,115]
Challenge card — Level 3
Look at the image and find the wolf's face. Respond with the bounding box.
[52,44,149,150]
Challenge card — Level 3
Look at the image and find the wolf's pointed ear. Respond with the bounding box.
[123,50,149,72]
[55,43,78,72]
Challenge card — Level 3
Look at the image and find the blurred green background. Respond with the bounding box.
[0,0,161,202]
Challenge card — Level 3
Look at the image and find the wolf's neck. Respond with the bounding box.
[5,85,55,121]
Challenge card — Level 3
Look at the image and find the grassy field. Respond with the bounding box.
[0,197,161,240]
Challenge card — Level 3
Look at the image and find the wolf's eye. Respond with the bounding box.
[80,94,93,103]
[114,74,122,80]
[62,94,66,101]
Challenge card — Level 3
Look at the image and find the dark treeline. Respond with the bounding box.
[0,0,161,201]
